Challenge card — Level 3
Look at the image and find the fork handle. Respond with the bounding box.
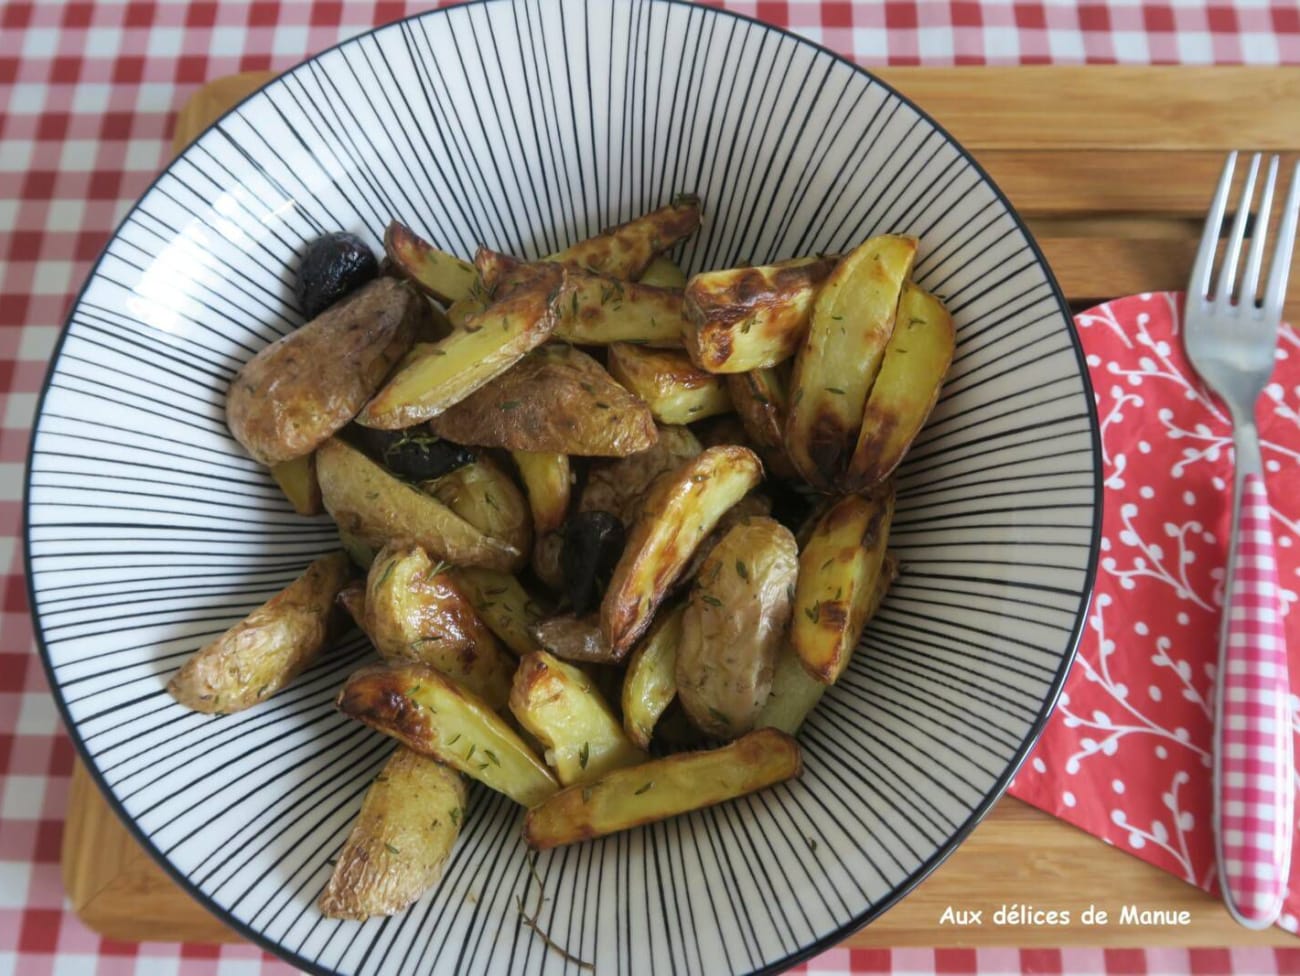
[1214,436,1293,930]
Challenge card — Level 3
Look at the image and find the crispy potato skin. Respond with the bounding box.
[428,345,657,456]
[676,518,797,737]
[523,728,801,849]
[168,552,350,713]
[228,278,420,465]
[606,344,732,425]
[356,266,562,429]
[318,748,466,919]
[422,458,532,558]
[336,662,558,807]
[758,553,896,734]
[509,651,646,785]
[270,453,323,516]
[579,425,701,524]
[531,614,617,665]
[364,545,514,709]
[317,438,522,571]
[845,282,955,491]
[683,256,838,373]
[511,451,570,535]
[728,366,798,479]
[785,235,917,489]
[600,445,764,656]
[384,220,477,305]
[792,488,895,685]
[621,603,684,749]
[549,196,701,278]
[451,568,545,656]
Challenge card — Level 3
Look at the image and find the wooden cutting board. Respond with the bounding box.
[61,66,1300,950]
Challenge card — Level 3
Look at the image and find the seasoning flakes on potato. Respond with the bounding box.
[384,220,478,305]
[549,194,701,278]
[606,343,733,425]
[168,551,351,714]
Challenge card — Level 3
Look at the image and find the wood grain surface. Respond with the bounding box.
[62,66,1300,950]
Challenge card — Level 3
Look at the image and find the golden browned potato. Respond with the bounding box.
[531,614,617,665]
[383,221,477,305]
[578,425,701,523]
[427,344,657,455]
[792,488,895,684]
[227,278,421,465]
[679,491,773,585]
[676,518,797,737]
[550,195,701,278]
[509,651,646,785]
[422,458,532,559]
[638,256,688,288]
[450,568,545,657]
[337,662,558,807]
[511,451,571,535]
[364,545,514,708]
[621,603,683,749]
[318,748,466,919]
[270,453,322,516]
[601,445,764,656]
[317,438,522,571]
[682,256,838,373]
[337,579,367,628]
[338,526,377,571]
[607,344,733,425]
[758,553,896,734]
[168,552,350,713]
[728,366,797,479]
[523,728,801,849]
[477,250,687,347]
[446,290,488,329]
[784,235,917,489]
[356,266,562,429]
[844,282,955,491]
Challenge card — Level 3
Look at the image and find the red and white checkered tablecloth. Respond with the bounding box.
[3,3,1300,975]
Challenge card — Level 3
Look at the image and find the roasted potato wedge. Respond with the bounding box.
[356,266,562,429]
[531,529,566,592]
[317,438,522,571]
[676,517,797,737]
[364,545,513,708]
[550,195,701,278]
[621,603,684,749]
[683,256,838,373]
[792,488,895,684]
[510,651,646,785]
[446,289,489,329]
[511,451,571,535]
[450,568,545,657]
[579,425,701,524]
[270,453,322,516]
[384,220,477,305]
[168,552,350,713]
[478,249,686,347]
[337,579,367,628]
[427,344,657,456]
[532,614,617,665]
[228,277,421,465]
[639,256,688,288]
[679,491,773,587]
[601,445,764,656]
[523,728,801,849]
[606,344,733,425]
[728,366,797,479]
[845,282,955,491]
[422,458,532,559]
[318,748,466,919]
[758,553,896,734]
[338,526,377,570]
[337,662,558,807]
[784,235,917,488]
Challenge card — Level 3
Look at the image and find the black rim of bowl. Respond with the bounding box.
[23,1,1105,973]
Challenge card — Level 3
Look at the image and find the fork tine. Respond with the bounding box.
[1191,151,1237,300]
[1262,159,1300,322]
[1213,152,1260,310]
[1239,155,1279,308]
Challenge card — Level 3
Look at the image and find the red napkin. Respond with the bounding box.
[1007,293,1300,933]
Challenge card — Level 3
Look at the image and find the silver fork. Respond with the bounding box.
[1185,151,1298,930]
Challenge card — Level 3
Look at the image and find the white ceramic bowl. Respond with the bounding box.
[26,2,1101,973]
